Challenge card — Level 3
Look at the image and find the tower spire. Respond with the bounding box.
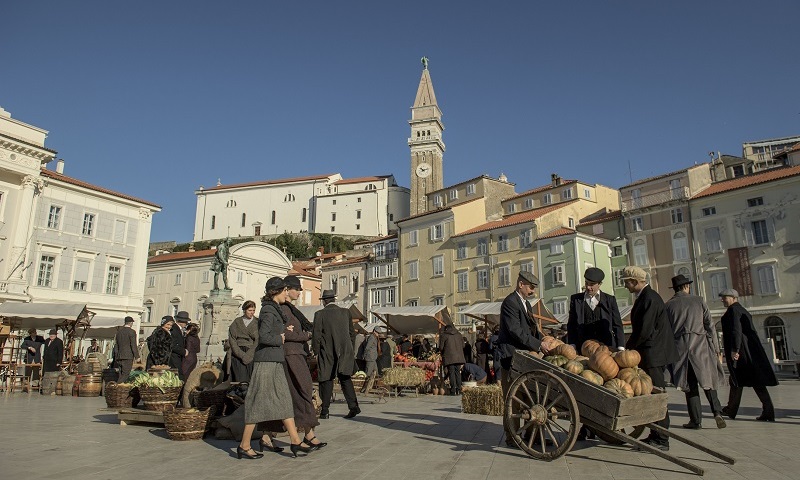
[408,59,445,216]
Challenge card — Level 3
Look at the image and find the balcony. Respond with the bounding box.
[373,252,398,262]
[622,186,689,212]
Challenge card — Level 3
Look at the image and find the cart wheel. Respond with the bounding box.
[504,370,579,460]
[593,425,646,445]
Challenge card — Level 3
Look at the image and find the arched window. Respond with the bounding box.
[764,316,788,360]
[672,231,688,261]
[284,193,295,202]
[365,184,376,191]
[633,239,648,266]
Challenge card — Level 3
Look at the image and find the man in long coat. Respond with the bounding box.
[624,266,678,451]
[312,290,360,419]
[665,275,726,429]
[170,311,190,379]
[719,289,778,421]
[439,324,466,395]
[567,267,625,351]
[114,316,140,382]
[42,329,64,374]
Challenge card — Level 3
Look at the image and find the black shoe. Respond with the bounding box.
[682,422,702,430]
[721,407,736,420]
[290,443,313,458]
[756,414,775,422]
[344,407,361,419]
[302,435,327,450]
[634,438,669,452]
[259,438,284,453]
[319,412,330,419]
[714,415,727,429]
[237,446,264,459]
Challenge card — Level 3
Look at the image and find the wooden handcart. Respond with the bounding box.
[506,351,735,476]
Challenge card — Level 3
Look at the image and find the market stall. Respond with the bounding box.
[461,299,561,335]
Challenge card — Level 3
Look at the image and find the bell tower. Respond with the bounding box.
[409,57,445,216]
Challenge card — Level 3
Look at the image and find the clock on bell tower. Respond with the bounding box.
[409,57,445,216]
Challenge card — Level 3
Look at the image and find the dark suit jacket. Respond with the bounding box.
[497,291,542,369]
[625,285,678,369]
[567,291,625,349]
[42,337,64,372]
[169,324,185,370]
[114,326,139,360]
[312,303,356,380]
[22,335,45,363]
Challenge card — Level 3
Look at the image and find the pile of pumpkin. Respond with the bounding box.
[540,337,652,399]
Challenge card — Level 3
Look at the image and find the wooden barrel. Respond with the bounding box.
[61,375,76,396]
[56,375,64,395]
[41,372,60,395]
[72,375,81,396]
[79,374,102,397]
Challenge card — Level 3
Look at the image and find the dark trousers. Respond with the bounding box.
[727,384,774,419]
[319,373,359,413]
[117,359,134,383]
[644,365,670,444]
[447,364,462,394]
[685,362,722,424]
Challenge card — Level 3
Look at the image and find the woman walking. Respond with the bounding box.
[237,277,312,460]
[228,300,259,383]
[181,323,200,378]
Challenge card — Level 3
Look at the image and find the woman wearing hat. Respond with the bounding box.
[237,277,312,460]
[146,316,174,368]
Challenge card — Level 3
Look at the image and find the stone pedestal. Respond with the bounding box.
[200,289,240,362]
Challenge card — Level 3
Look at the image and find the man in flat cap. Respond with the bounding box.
[623,266,678,451]
[665,275,726,429]
[719,289,778,421]
[114,316,140,382]
[497,270,548,447]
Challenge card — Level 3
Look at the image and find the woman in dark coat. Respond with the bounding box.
[181,324,201,378]
[439,324,466,395]
[147,317,174,369]
[228,301,259,382]
[281,275,326,449]
[377,334,392,375]
[42,329,64,374]
[719,291,778,421]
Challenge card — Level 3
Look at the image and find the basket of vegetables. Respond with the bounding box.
[138,371,184,412]
[163,406,213,441]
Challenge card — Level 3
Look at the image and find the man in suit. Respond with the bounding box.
[497,271,548,447]
[42,329,64,374]
[624,266,678,451]
[21,328,45,388]
[171,311,190,379]
[114,316,140,382]
[567,267,625,352]
[313,290,360,419]
[85,339,101,357]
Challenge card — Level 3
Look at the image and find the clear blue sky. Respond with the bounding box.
[2,1,798,243]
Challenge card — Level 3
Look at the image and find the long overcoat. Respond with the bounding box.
[626,285,678,369]
[720,302,778,388]
[312,304,356,380]
[440,325,466,366]
[665,291,724,391]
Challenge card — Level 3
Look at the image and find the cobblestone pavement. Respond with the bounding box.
[1,376,798,480]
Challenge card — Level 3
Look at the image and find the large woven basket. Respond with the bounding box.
[104,382,134,409]
[163,406,213,441]
[139,386,182,412]
[189,388,228,416]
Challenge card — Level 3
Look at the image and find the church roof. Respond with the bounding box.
[201,174,336,192]
[41,168,161,209]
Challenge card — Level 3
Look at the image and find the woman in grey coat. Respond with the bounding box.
[228,300,259,383]
[237,277,312,460]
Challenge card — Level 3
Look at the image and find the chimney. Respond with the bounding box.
[56,159,64,174]
[551,173,561,186]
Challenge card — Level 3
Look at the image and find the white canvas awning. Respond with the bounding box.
[460,299,559,327]
[355,320,388,334]
[83,316,123,338]
[298,302,366,322]
[370,306,452,334]
[0,302,93,330]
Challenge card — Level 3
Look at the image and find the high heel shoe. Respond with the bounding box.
[259,438,284,453]
[290,443,313,458]
[236,446,264,459]
[302,435,327,449]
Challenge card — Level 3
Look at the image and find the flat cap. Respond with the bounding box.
[621,266,647,282]
[518,270,539,286]
[584,267,605,283]
[718,288,739,298]
[283,275,302,289]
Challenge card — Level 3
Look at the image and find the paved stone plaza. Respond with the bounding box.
[1,376,799,480]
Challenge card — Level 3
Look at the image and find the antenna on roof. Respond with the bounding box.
[627,159,633,183]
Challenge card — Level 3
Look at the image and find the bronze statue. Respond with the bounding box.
[211,237,233,290]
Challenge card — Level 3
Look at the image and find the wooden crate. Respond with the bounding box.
[118,408,165,426]
[511,351,668,430]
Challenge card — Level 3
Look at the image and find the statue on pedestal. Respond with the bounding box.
[211,237,233,290]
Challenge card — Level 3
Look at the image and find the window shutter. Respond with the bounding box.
[744,223,754,246]
[429,227,434,241]
[767,218,776,244]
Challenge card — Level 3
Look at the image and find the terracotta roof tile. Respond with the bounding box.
[148,249,215,264]
[536,227,576,241]
[202,174,335,192]
[504,180,578,201]
[454,199,579,237]
[577,210,622,226]
[333,175,390,185]
[692,164,800,199]
[41,169,161,209]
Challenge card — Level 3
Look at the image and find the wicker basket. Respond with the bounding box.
[189,388,228,416]
[139,386,182,412]
[163,406,213,441]
[104,382,134,409]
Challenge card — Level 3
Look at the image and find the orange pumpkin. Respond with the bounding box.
[580,369,603,385]
[581,339,610,357]
[612,350,641,369]
[541,336,564,352]
[604,378,634,398]
[616,367,653,396]
[564,360,584,375]
[550,343,577,360]
[589,351,619,381]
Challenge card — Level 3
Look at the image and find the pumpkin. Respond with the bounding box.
[612,350,641,369]
[574,355,590,367]
[604,378,634,398]
[550,343,577,360]
[564,360,584,375]
[543,355,569,368]
[617,367,653,396]
[580,369,603,385]
[589,351,619,381]
[581,339,610,357]
[541,336,564,352]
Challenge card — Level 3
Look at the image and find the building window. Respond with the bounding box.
[82,213,95,236]
[507,203,516,214]
[284,193,295,202]
[356,224,360,230]
[552,264,565,285]
[433,195,442,207]
[498,265,510,287]
[408,299,418,307]
[409,230,418,246]
[332,199,336,205]
[237,271,244,283]
[331,212,336,221]
[520,260,534,273]
[241,213,246,227]
[175,273,182,285]
[148,275,156,287]
[543,193,552,205]
[330,276,337,293]
[449,189,458,201]
[749,219,770,245]
[106,265,121,294]
[583,238,592,254]
[330,226,335,232]
[457,242,467,259]
[466,183,476,195]
[731,165,745,177]
[614,269,624,288]
[477,269,489,290]
[702,206,716,216]
[112,219,126,244]
[633,239,648,266]
[37,255,56,287]
[353,273,360,293]
[356,210,361,219]
[672,231,689,261]
[568,217,575,229]
[432,256,444,277]
[431,296,443,306]
[201,271,209,283]
[365,184,376,191]
[705,227,722,253]
[520,229,532,248]
[497,234,509,252]
[524,198,533,209]
[210,215,215,229]
[671,208,683,224]
[301,208,307,222]
[563,189,573,200]
[552,300,567,316]
[550,242,563,255]
[73,259,90,291]
[709,272,728,298]
[632,217,643,232]
[583,188,591,199]
[271,211,276,225]
[747,197,764,208]
[371,289,381,305]
[612,245,623,257]
[457,272,468,292]
[408,260,419,280]
[47,205,62,229]
[372,265,382,279]
[757,265,778,294]
[357,197,361,203]
[430,223,444,241]
[477,238,488,256]
[386,263,395,277]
